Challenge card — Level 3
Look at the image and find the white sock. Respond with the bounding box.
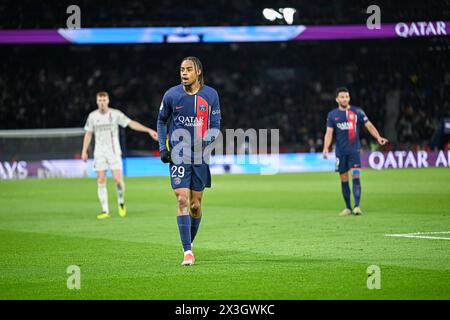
[116,181,125,205]
[97,183,109,213]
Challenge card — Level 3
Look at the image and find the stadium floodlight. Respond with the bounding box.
[263,8,296,24]
[262,8,283,22]
[281,8,296,25]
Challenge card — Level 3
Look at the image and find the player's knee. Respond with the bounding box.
[190,200,202,217]
[97,176,106,184]
[176,194,189,209]
[340,173,349,182]
[113,177,122,185]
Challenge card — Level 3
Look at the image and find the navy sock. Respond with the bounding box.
[341,181,351,209]
[190,215,202,243]
[353,178,361,207]
[177,215,191,252]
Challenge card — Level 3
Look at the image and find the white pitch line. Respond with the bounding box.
[403,231,450,235]
[385,231,450,241]
[385,234,450,240]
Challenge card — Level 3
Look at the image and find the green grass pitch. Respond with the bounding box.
[0,168,449,300]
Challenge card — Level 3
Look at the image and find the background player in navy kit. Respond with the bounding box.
[157,57,221,265]
[323,88,388,216]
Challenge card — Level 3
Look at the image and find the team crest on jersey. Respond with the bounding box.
[174,177,181,185]
[349,114,354,119]
[199,104,207,112]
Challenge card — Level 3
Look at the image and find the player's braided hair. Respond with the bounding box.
[181,56,204,87]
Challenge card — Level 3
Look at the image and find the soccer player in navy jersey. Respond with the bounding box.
[157,57,221,265]
[323,87,388,216]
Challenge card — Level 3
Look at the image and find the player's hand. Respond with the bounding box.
[81,150,88,162]
[203,136,215,148]
[322,148,329,159]
[149,129,158,141]
[377,137,389,145]
[160,149,171,163]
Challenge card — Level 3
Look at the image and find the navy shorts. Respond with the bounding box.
[336,152,361,174]
[169,163,211,191]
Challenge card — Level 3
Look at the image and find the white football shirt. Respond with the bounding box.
[84,108,131,157]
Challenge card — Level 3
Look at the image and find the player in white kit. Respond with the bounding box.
[81,92,158,219]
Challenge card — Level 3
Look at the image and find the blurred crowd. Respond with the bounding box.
[1,0,449,28]
[1,36,449,154]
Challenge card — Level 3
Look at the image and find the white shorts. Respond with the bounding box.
[93,154,123,172]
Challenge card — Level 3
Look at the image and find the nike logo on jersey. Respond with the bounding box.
[175,105,184,110]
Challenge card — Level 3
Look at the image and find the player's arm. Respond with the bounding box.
[81,131,92,162]
[157,93,172,163]
[204,91,221,146]
[323,112,335,159]
[128,120,158,141]
[364,121,389,145]
[322,127,333,159]
[81,115,94,161]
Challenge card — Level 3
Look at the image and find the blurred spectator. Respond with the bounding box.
[1,0,449,29]
[1,37,449,153]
